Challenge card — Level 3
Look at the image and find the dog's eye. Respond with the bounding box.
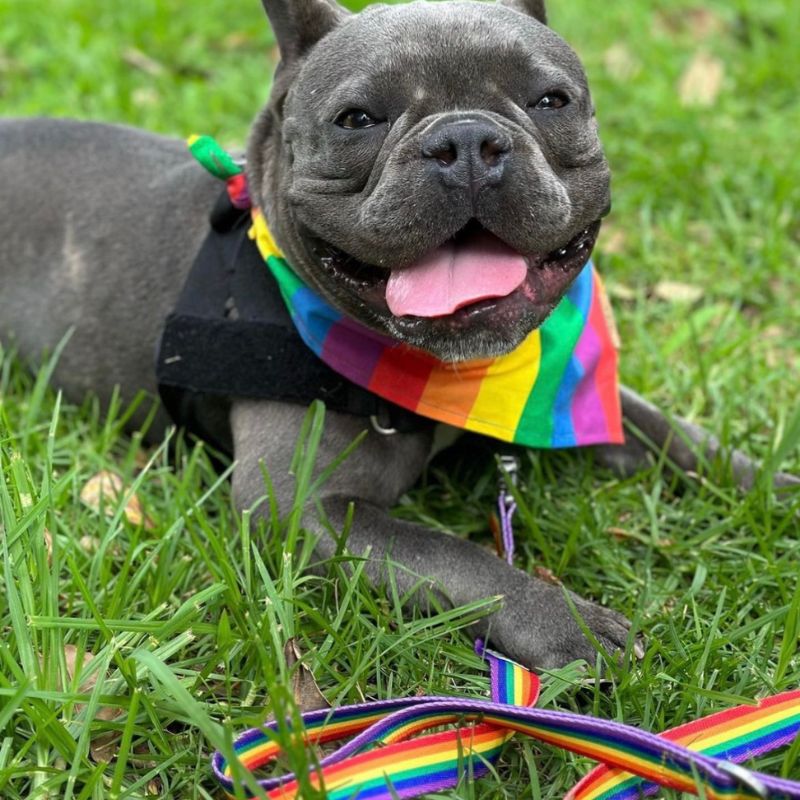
[531,93,570,111]
[335,109,379,129]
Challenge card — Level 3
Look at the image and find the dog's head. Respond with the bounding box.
[248,0,610,362]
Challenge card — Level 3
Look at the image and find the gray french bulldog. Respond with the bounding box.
[0,0,795,668]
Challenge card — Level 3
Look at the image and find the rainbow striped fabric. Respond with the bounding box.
[249,209,623,448]
[188,134,622,449]
[568,690,800,800]
[210,644,540,799]
[212,642,800,800]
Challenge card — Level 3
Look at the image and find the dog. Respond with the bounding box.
[0,0,795,669]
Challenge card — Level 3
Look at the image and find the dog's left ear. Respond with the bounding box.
[261,0,349,64]
[498,0,547,25]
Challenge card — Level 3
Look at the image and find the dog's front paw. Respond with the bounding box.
[486,578,637,670]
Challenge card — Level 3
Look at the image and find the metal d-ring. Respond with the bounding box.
[370,415,398,436]
[716,761,769,799]
[497,453,520,491]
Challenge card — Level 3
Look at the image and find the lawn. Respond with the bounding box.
[1,0,799,798]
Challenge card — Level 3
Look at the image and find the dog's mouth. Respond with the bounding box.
[309,219,600,327]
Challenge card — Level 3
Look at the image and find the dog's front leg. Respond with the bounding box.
[593,386,799,490]
[230,399,632,669]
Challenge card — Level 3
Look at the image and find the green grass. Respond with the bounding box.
[1,0,799,798]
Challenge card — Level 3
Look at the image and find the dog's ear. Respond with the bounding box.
[498,0,547,24]
[261,0,349,63]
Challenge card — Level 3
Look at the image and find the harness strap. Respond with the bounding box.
[156,191,431,446]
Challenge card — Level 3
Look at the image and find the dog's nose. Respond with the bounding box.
[422,118,512,191]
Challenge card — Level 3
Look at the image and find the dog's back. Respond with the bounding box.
[0,118,219,426]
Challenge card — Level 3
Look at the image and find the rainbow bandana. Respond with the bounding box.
[189,135,623,449]
[212,642,800,800]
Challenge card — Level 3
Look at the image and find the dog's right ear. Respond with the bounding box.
[261,0,349,64]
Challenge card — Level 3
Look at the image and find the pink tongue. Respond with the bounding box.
[385,229,528,318]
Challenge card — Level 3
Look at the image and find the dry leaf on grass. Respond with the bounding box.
[606,282,636,302]
[80,470,122,509]
[67,646,121,763]
[223,31,254,49]
[122,47,166,77]
[79,534,101,553]
[678,51,724,107]
[132,88,160,108]
[133,446,158,470]
[653,280,704,304]
[607,526,633,541]
[61,644,91,686]
[43,528,53,563]
[685,8,726,40]
[80,470,153,528]
[603,43,640,81]
[90,724,122,764]
[534,566,562,586]
[655,7,726,40]
[687,221,714,246]
[488,512,503,558]
[599,224,628,256]
[763,325,791,369]
[39,645,123,762]
[284,639,330,713]
[763,325,787,341]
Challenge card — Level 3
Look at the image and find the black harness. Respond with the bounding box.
[155,192,429,454]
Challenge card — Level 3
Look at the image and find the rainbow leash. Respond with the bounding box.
[212,643,539,799]
[569,690,800,800]
[212,642,800,800]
